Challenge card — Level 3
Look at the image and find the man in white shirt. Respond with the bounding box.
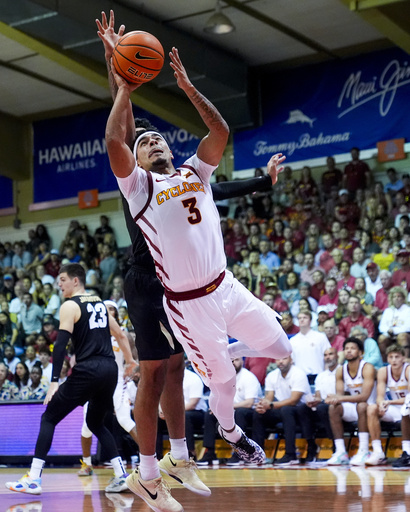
[197,358,262,466]
[378,286,410,359]
[252,356,310,466]
[290,311,331,386]
[296,347,340,461]
[365,262,383,300]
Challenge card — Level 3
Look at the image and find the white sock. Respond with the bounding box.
[29,458,45,480]
[358,432,369,452]
[83,456,92,466]
[371,440,383,454]
[170,438,189,461]
[139,454,160,481]
[403,441,410,454]
[334,439,346,454]
[220,424,242,444]
[111,456,126,477]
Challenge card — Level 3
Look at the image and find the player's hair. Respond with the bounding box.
[343,336,364,352]
[59,263,85,286]
[132,117,159,148]
[386,344,405,357]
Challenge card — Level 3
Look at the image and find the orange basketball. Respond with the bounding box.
[112,31,164,84]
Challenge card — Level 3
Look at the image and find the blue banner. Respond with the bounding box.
[234,47,410,170]
[33,107,199,203]
[0,175,13,209]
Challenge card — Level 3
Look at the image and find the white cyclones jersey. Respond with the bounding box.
[112,335,124,378]
[343,359,376,404]
[386,363,409,401]
[117,154,226,292]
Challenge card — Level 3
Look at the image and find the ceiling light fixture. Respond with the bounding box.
[204,0,235,35]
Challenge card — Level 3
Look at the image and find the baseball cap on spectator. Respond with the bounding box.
[3,274,13,280]
[317,306,328,314]
[366,262,378,270]
[397,249,410,258]
[338,189,349,196]
[50,249,59,255]
[43,315,55,325]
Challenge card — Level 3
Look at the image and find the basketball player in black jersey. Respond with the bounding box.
[5,263,138,495]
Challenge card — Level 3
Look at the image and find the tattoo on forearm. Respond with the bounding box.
[190,90,225,129]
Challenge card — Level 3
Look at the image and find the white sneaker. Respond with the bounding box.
[327,452,349,466]
[105,474,128,493]
[350,450,370,466]
[5,474,42,495]
[365,451,387,466]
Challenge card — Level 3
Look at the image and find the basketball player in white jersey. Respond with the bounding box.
[366,344,409,465]
[79,300,139,479]
[326,337,376,466]
[105,42,291,512]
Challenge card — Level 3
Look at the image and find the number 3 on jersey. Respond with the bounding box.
[87,303,108,329]
[182,197,202,225]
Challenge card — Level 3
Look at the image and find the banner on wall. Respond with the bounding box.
[233,47,410,171]
[0,175,13,209]
[33,107,199,204]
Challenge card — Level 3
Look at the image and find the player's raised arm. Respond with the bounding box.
[96,10,135,148]
[169,47,229,166]
[105,68,141,178]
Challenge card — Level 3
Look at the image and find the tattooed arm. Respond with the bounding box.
[169,47,229,166]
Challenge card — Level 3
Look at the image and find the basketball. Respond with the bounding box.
[112,31,164,84]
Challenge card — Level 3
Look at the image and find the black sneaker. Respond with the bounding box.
[392,451,410,468]
[305,442,319,463]
[197,449,219,466]
[274,454,300,466]
[226,453,243,466]
[217,424,265,464]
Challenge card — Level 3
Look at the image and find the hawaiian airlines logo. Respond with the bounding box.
[284,109,315,128]
[135,51,157,60]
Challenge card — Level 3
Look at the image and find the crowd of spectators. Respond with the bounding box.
[2,148,410,467]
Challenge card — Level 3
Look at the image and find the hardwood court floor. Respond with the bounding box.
[1,465,410,512]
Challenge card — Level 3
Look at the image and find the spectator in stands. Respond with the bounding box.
[1,273,15,303]
[99,244,119,286]
[252,355,310,465]
[360,230,380,258]
[3,344,21,375]
[311,269,326,302]
[224,222,247,265]
[337,260,355,292]
[294,299,318,329]
[290,282,318,317]
[24,345,40,372]
[42,283,60,320]
[372,238,394,272]
[318,232,335,275]
[321,156,343,199]
[94,215,114,244]
[27,243,51,273]
[372,270,392,322]
[290,311,330,386]
[338,295,375,339]
[384,167,404,199]
[327,249,344,281]
[42,316,58,343]
[295,166,318,204]
[391,249,410,291]
[326,337,376,466]
[353,277,374,316]
[350,247,371,279]
[350,326,383,371]
[38,347,52,387]
[0,362,19,400]
[277,259,294,291]
[343,147,371,196]
[14,361,30,391]
[197,357,262,466]
[10,241,32,272]
[258,239,280,273]
[365,262,382,300]
[0,311,19,350]
[280,311,299,339]
[366,344,408,465]
[318,277,339,317]
[282,272,300,307]
[300,253,322,286]
[333,288,351,325]
[323,318,345,354]
[262,288,289,313]
[19,365,48,401]
[19,292,44,337]
[297,347,340,457]
[378,286,410,359]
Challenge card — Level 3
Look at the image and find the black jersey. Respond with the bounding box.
[69,295,114,363]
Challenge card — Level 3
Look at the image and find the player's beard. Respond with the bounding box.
[150,156,169,173]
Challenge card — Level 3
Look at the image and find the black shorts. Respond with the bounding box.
[43,357,117,425]
[124,266,183,361]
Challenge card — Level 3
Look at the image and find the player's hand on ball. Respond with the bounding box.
[96,10,125,61]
